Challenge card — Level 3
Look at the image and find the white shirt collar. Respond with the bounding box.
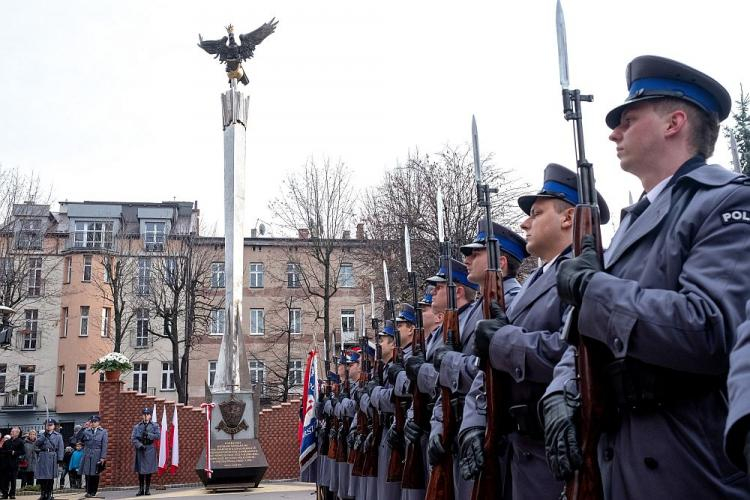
[645,175,673,204]
[542,253,561,274]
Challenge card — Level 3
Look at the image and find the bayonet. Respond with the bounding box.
[472,115,482,182]
[437,187,445,244]
[404,225,412,274]
[731,134,741,173]
[556,0,570,90]
[383,261,391,302]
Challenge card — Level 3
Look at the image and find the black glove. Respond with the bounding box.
[347,430,357,449]
[405,354,425,383]
[387,362,404,385]
[427,433,447,466]
[329,425,337,441]
[542,393,582,480]
[474,301,508,359]
[744,430,750,476]
[364,380,378,396]
[337,422,346,440]
[363,431,375,453]
[404,419,424,446]
[386,424,405,454]
[432,345,453,372]
[556,234,602,307]
[353,432,363,451]
[459,426,486,480]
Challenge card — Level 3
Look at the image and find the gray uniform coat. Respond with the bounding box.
[79,427,108,476]
[131,420,161,474]
[546,161,750,499]
[33,432,63,480]
[462,257,571,499]
[337,391,357,499]
[320,398,334,490]
[726,299,750,471]
[370,360,402,500]
[358,393,378,500]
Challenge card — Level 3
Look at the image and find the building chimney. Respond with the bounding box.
[251,228,257,238]
[298,228,310,239]
[342,230,351,239]
[356,223,365,240]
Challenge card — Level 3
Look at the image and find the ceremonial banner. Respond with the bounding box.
[157,406,168,475]
[298,350,318,474]
[170,405,179,473]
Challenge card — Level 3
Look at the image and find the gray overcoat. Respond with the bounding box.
[546,161,750,499]
[726,299,750,471]
[370,360,402,500]
[33,431,63,480]
[79,427,108,476]
[132,421,161,474]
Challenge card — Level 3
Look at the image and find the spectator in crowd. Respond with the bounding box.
[68,443,83,490]
[59,447,73,490]
[0,435,12,499]
[2,428,25,498]
[20,430,37,488]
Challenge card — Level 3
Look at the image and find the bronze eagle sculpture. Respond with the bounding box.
[198,18,278,86]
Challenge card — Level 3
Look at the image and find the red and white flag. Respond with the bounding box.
[152,403,160,452]
[169,405,179,474]
[157,406,169,475]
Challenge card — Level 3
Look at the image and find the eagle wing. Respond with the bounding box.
[238,18,278,60]
[197,35,229,61]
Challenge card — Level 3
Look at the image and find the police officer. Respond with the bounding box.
[78,415,108,498]
[543,55,750,498]
[132,408,160,496]
[34,419,63,500]
[336,351,360,500]
[462,164,609,499]
[726,299,750,476]
[319,371,339,500]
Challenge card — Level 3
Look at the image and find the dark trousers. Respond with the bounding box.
[58,468,67,489]
[0,469,11,498]
[39,479,53,499]
[85,475,99,496]
[68,471,81,489]
[8,467,18,497]
[19,471,33,487]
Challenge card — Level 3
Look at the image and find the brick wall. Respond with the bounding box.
[98,379,301,487]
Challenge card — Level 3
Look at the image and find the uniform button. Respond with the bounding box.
[603,448,614,461]
[643,457,658,470]
[613,337,624,352]
[514,367,523,379]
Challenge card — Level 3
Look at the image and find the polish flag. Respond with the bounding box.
[157,406,168,475]
[169,406,179,474]
[152,403,160,452]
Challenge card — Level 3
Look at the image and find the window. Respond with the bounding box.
[137,258,151,295]
[249,360,265,395]
[338,263,354,288]
[57,366,65,396]
[101,308,111,337]
[289,359,303,386]
[210,309,225,335]
[248,263,264,288]
[0,365,6,394]
[161,362,175,391]
[63,257,72,284]
[22,309,38,350]
[79,306,89,336]
[60,307,68,338]
[82,255,92,282]
[208,361,217,386]
[18,366,35,406]
[249,308,264,335]
[165,258,177,285]
[144,222,166,251]
[341,309,355,335]
[73,221,113,249]
[211,262,225,288]
[27,257,42,296]
[135,308,149,348]
[289,308,302,334]
[132,362,148,394]
[287,262,300,288]
[76,365,86,394]
[17,219,42,249]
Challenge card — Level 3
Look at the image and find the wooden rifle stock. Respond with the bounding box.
[471,269,508,499]
[327,384,340,460]
[565,205,605,500]
[337,375,351,463]
[387,338,408,481]
[425,308,461,500]
[363,346,384,477]
[402,324,429,490]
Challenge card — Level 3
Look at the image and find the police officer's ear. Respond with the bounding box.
[560,206,575,230]
[499,255,509,276]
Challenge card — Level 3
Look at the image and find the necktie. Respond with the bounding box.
[528,267,544,286]
[626,195,651,229]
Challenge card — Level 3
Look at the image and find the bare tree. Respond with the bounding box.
[268,158,360,370]
[0,167,52,228]
[140,234,223,404]
[360,145,529,301]
[93,241,139,353]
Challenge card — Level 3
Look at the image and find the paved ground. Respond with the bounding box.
[27,482,316,500]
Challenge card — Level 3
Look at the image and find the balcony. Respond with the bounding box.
[64,238,113,252]
[333,328,358,346]
[144,242,164,252]
[2,391,37,410]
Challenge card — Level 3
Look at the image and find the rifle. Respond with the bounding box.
[336,350,350,463]
[425,187,458,500]
[351,305,369,474]
[402,225,429,490]
[556,2,605,499]
[319,384,331,457]
[384,261,408,483]
[327,381,340,460]
[362,314,382,477]
[470,116,511,499]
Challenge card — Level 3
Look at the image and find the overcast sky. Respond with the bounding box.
[2,1,749,242]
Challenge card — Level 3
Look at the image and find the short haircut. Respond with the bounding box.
[652,98,720,157]
[501,253,521,278]
[462,285,477,302]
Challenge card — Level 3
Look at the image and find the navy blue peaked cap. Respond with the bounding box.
[396,303,416,324]
[460,220,529,263]
[379,320,396,337]
[605,55,731,129]
[518,163,610,224]
[418,285,434,306]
